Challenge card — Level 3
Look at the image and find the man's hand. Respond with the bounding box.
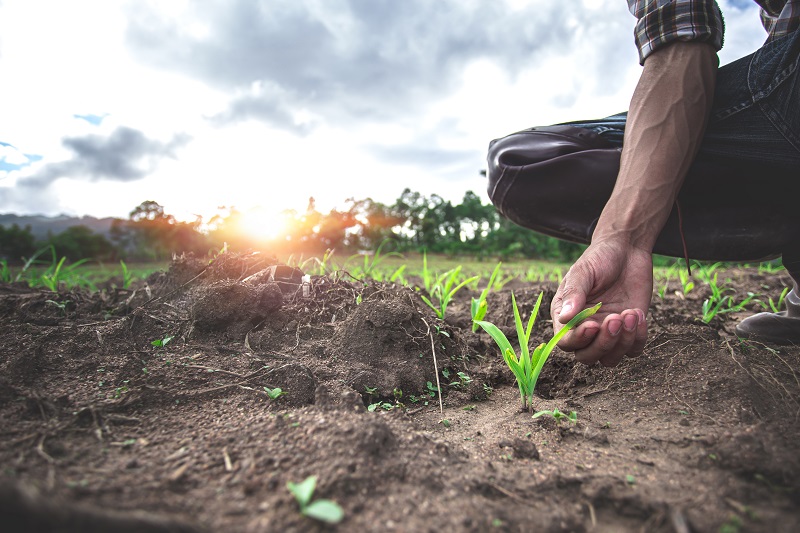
[549,41,717,367]
[551,239,652,367]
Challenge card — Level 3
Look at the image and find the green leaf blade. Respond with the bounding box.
[304,500,344,524]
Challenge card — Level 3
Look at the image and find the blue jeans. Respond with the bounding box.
[564,27,800,168]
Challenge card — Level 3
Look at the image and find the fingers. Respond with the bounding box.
[553,264,593,324]
[573,309,647,367]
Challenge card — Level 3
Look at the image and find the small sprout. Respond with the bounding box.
[532,408,577,423]
[483,383,493,397]
[287,476,344,524]
[264,387,287,400]
[367,402,394,412]
[364,385,377,395]
[151,335,174,348]
[463,405,476,411]
[440,419,451,428]
[471,262,503,332]
[626,474,636,485]
[426,381,439,396]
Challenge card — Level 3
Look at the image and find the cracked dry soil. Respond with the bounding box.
[1,252,799,532]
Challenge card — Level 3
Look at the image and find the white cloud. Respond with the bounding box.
[0,0,771,221]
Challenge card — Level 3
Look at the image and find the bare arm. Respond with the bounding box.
[551,41,718,366]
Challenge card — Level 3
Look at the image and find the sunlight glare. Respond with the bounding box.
[239,207,287,241]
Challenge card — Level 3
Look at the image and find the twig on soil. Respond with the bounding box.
[223,447,234,472]
[186,365,246,378]
[485,481,526,504]
[421,317,444,414]
[587,502,597,528]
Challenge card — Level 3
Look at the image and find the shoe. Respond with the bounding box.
[735,287,800,345]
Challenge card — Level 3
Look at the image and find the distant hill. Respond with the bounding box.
[0,213,119,239]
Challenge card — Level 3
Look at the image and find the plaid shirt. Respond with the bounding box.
[629,0,800,64]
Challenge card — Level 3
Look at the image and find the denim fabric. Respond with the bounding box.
[561,26,800,169]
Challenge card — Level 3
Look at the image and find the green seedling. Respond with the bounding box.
[532,408,577,423]
[264,387,286,400]
[471,262,502,332]
[678,267,695,295]
[449,371,473,388]
[346,240,401,280]
[420,266,479,319]
[45,299,70,315]
[368,402,394,411]
[0,260,11,283]
[475,292,601,412]
[769,287,790,313]
[286,475,344,524]
[119,260,133,289]
[151,335,174,348]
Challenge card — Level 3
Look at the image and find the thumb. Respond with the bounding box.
[556,265,592,324]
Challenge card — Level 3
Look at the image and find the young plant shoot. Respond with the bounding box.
[471,262,502,332]
[475,292,601,412]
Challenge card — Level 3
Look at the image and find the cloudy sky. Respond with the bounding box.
[0,0,767,224]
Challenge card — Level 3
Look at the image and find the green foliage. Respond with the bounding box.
[264,387,286,400]
[471,262,502,332]
[419,266,479,319]
[533,408,577,423]
[287,476,344,524]
[476,293,601,411]
[769,287,790,313]
[119,260,133,289]
[151,335,174,348]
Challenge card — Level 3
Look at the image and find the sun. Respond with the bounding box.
[238,207,287,241]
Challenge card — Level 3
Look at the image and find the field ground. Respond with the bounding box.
[1,252,798,532]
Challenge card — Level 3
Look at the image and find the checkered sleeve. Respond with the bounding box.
[628,0,725,65]
[759,0,800,38]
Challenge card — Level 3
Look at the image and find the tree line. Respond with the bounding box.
[0,189,585,263]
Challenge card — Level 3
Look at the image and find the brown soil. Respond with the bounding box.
[1,253,799,532]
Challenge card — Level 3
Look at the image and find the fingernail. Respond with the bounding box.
[623,314,637,332]
[560,302,573,318]
[583,326,598,339]
[608,319,623,336]
[637,309,646,323]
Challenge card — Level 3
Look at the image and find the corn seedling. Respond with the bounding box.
[758,261,784,274]
[677,265,694,295]
[471,262,502,332]
[475,292,601,412]
[533,408,577,423]
[420,266,479,319]
[420,251,435,294]
[119,260,133,289]
[0,260,11,283]
[346,240,401,280]
[286,476,344,524]
[769,287,790,313]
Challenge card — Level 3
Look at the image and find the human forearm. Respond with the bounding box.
[593,42,719,251]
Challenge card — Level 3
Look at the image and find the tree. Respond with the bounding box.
[0,224,37,263]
